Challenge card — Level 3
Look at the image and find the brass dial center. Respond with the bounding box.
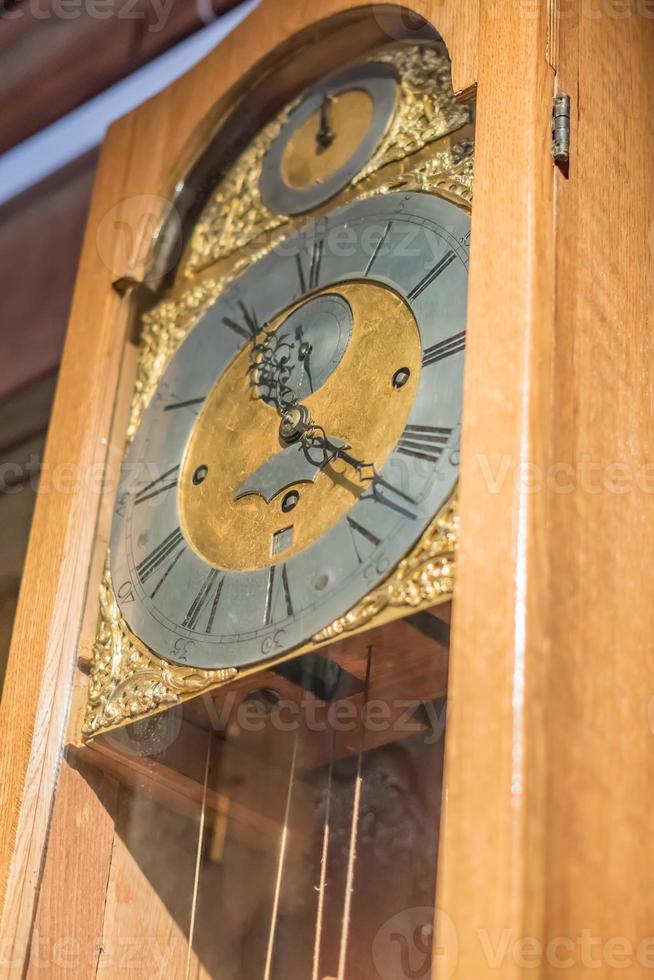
[179,281,422,572]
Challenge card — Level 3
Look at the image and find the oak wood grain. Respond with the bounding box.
[0,0,480,971]
[436,1,555,975]
[26,760,119,979]
[543,8,654,978]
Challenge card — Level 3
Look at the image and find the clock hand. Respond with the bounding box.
[249,332,296,413]
[295,325,314,393]
[316,95,335,152]
[292,416,376,485]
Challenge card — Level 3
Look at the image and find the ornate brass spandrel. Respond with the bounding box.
[364,138,474,207]
[312,496,458,643]
[182,111,291,279]
[83,559,237,740]
[353,44,470,183]
[182,42,471,278]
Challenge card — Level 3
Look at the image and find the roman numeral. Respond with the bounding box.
[136,527,185,598]
[164,397,206,413]
[408,249,457,300]
[134,465,180,505]
[397,425,452,464]
[223,300,259,340]
[364,473,416,520]
[297,239,325,294]
[264,563,293,625]
[422,331,466,368]
[365,222,392,275]
[309,239,324,290]
[182,568,224,633]
[347,516,382,564]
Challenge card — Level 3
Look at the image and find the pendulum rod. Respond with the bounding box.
[263,729,300,980]
[186,728,212,980]
[311,718,336,980]
[336,645,373,980]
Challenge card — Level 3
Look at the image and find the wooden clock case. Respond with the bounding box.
[0,1,652,977]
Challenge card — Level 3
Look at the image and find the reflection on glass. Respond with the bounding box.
[32,605,450,979]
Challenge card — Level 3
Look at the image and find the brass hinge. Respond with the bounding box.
[552,93,571,165]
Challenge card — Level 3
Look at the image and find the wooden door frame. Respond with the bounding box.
[5,2,650,977]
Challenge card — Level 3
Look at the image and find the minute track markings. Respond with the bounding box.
[397,425,452,464]
[422,331,466,368]
[408,249,457,300]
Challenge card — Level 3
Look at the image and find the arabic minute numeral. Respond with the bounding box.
[117,580,135,603]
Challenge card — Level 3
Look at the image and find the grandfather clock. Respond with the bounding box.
[1,2,652,978]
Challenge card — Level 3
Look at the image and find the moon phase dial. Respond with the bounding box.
[253,293,353,409]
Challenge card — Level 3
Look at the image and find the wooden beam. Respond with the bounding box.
[0,154,98,400]
[0,0,244,154]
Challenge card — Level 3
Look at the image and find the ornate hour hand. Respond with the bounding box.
[315,95,335,152]
[279,406,376,485]
[233,436,349,504]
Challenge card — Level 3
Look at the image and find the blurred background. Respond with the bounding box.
[0,0,254,686]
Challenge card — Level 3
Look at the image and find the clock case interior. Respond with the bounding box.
[52,9,478,977]
[59,17,474,978]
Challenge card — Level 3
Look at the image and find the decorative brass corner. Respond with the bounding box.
[182,42,471,277]
[83,559,237,740]
[183,112,291,277]
[312,496,458,643]
[354,44,470,183]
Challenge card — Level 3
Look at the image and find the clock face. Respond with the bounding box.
[260,60,398,215]
[110,191,469,670]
